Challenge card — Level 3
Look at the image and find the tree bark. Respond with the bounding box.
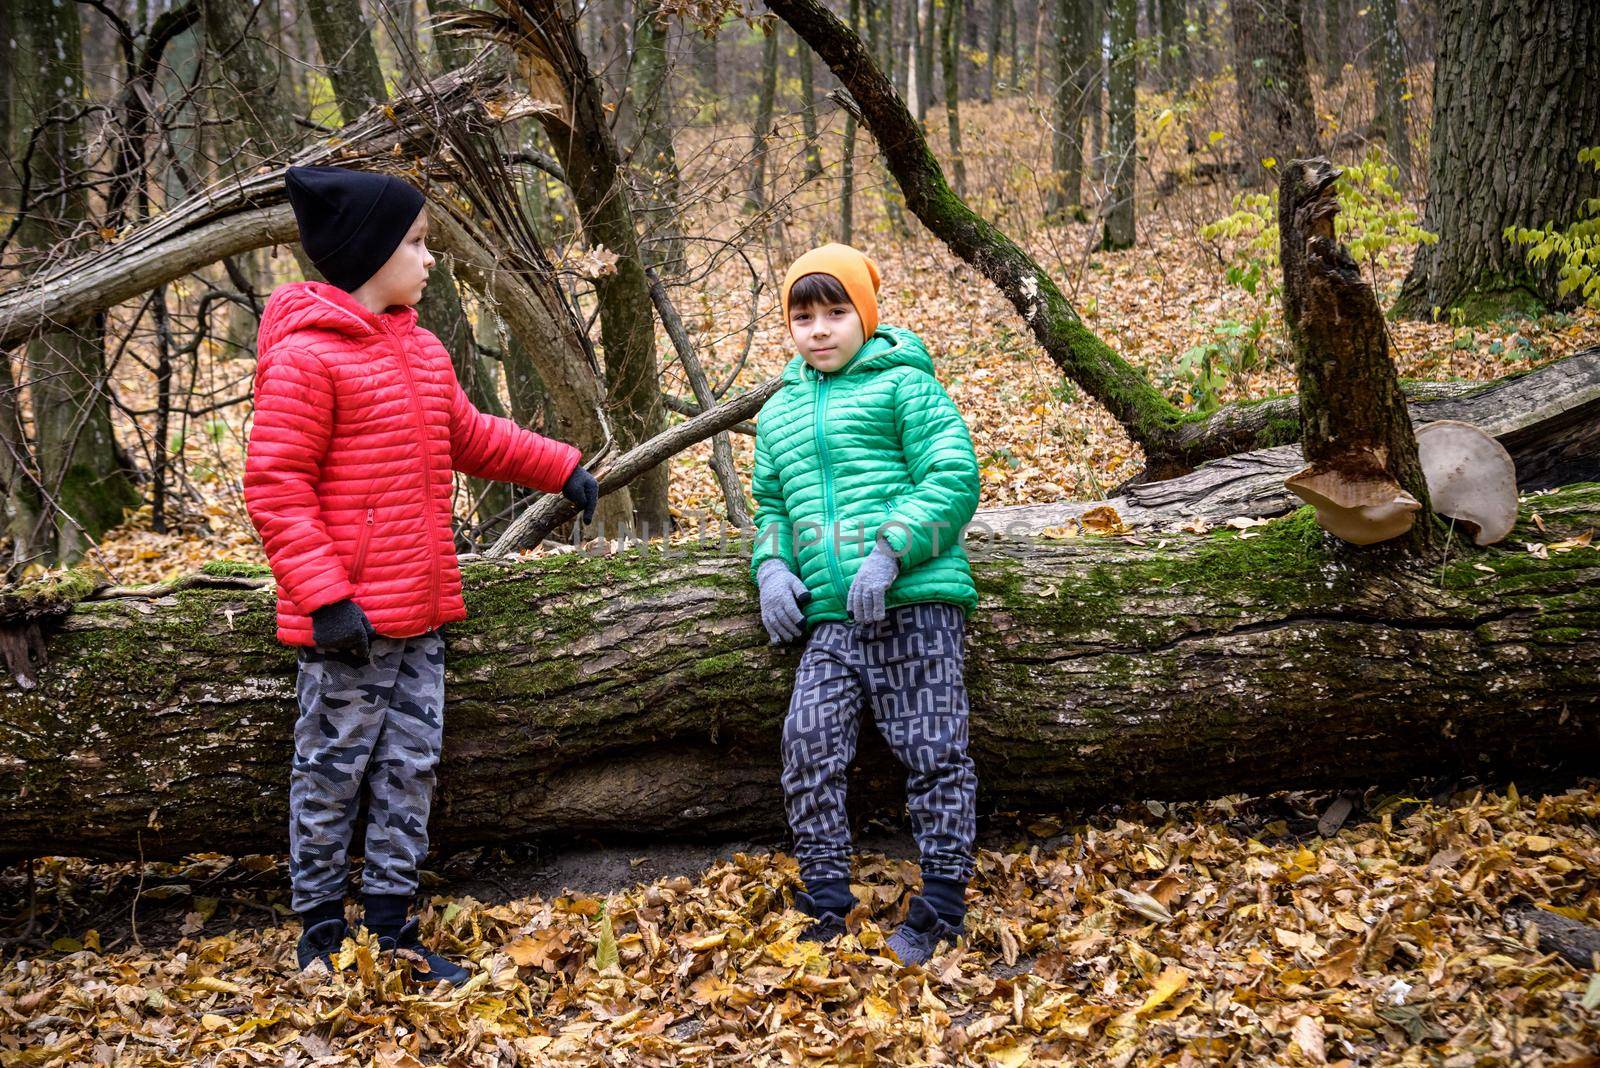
[1368,0,1411,186]
[3,481,1596,862]
[515,0,672,537]
[1101,0,1137,250]
[1279,158,1432,549]
[919,0,937,121]
[1395,0,1600,321]
[868,0,910,234]
[1160,0,1190,94]
[1507,908,1600,971]
[11,0,140,566]
[797,36,823,178]
[1229,0,1320,187]
[941,0,967,198]
[1047,0,1089,223]
[629,1,686,274]
[840,0,862,242]
[984,0,1001,101]
[302,0,388,120]
[747,22,780,211]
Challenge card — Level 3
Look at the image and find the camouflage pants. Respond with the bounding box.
[781,602,977,886]
[289,630,446,913]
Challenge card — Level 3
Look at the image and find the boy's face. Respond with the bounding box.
[352,207,435,310]
[789,298,865,373]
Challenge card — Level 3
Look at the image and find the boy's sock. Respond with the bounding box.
[363,892,411,940]
[920,876,968,929]
[299,897,345,930]
[801,878,855,916]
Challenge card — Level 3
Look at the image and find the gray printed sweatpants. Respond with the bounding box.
[781,601,978,886]
[289,630,446,913]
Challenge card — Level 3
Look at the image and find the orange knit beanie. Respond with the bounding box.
[780,243,883,337]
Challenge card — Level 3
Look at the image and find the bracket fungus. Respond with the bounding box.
[1283,465,1422,545]
[1415,420,1519,545]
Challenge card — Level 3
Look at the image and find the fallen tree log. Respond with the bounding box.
[2,482,1596,862]
[1506,907,1600,970]
[1013,346,1600,533]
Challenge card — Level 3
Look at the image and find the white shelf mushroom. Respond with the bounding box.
[1284,464,1422,545]
[1415,420,1519,546]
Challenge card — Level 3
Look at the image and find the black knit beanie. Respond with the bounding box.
[284,165,426,292]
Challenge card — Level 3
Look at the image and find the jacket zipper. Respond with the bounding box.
[812,367,849,605]
[383,319,442,628]
[351,507,375,582]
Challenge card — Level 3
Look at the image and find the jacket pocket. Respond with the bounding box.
[350,507,375,583]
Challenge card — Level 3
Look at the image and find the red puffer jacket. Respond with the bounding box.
[244,281,580,645]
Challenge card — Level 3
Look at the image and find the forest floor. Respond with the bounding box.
[3,783,1597,1064]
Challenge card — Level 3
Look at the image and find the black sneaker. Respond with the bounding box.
[794,890,849,943]
[884,896,961,967]
[296,917,348,975]
[376,918,470,986]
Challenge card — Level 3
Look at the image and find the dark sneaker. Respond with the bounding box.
[296,917,348,975]
[376,918,470,986]
[884,896,961,967]
[794,890,849,944]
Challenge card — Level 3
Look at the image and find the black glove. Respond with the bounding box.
[310,598,376,660]
[562,466,599,524]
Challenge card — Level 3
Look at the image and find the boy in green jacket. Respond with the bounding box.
[750,243,982,966]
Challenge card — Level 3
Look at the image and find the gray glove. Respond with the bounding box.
[847,537,900,625]
[757,558,812,644]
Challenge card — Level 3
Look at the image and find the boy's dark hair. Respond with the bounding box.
[787,272,853,313]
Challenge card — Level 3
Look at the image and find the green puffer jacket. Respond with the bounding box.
[748,324,980,628]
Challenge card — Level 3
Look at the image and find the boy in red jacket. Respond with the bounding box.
[245,165,599,981]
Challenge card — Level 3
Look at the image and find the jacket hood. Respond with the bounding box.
[257,281,418,357]
[780,324,934,384]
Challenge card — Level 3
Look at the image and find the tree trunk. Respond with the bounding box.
[1368,0,1411,186]
[1047,0,1089,223]
[12,0,140,566]
[3,481,1596,861]
[1279,158,1432,550]
[840,0,862,242]
[747,22,780,211]
[1395,0,1600,322]
[941,0,967,198]
[0,348,44,577]
[697,22,720,101]
[303,0,387,119]
[797,37,824,178]
[1089,0,1104,179]
[868,0,909,234]
[1102,0,1137,250]
[629,0,686,272]
[1229,0,1320,187]
[1192,0,1215,80]
[1321,0,1353,75]
[1160,0,1190,96]
[521,0,672,537]
[984,0,1001,101]
[903,0,921,122]
[197,0,315,356]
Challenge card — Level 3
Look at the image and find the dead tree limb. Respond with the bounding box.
[1279,157,1434,550]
